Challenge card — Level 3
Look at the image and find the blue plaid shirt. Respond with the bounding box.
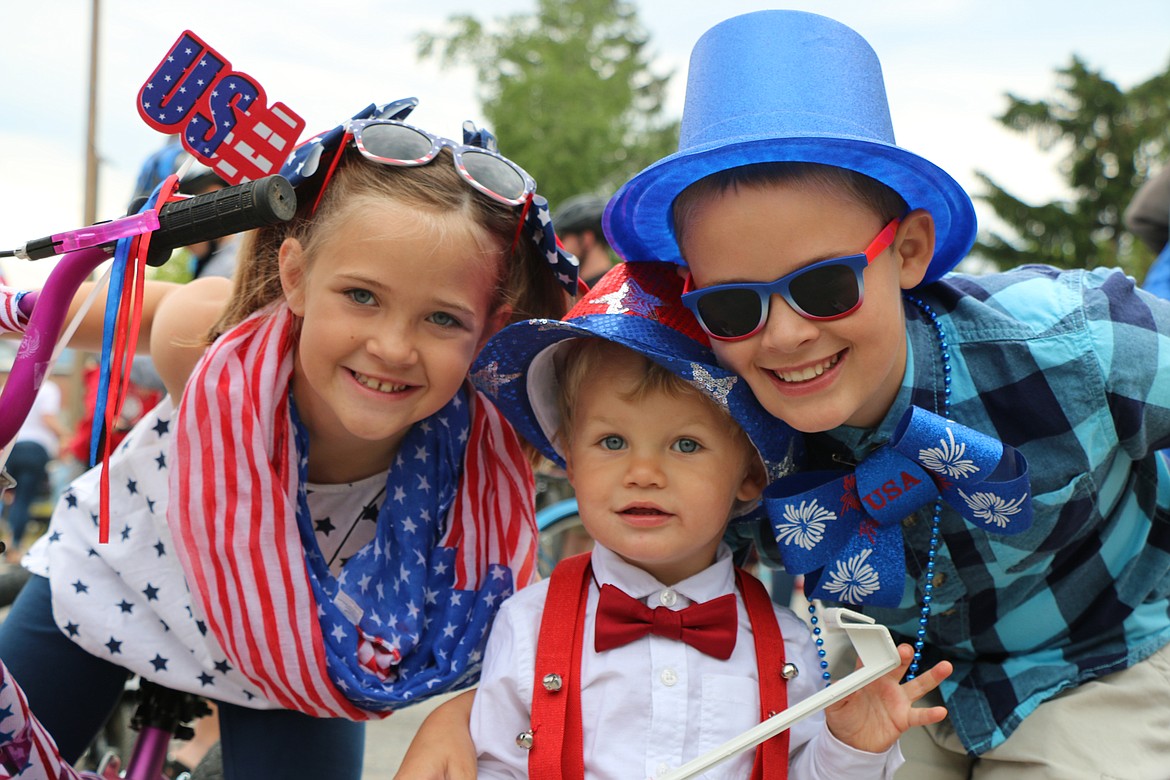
[797,265,1170,754]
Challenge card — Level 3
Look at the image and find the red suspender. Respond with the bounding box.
[528,553,592,780]
[737,568,790,780]
[528,555,790,779]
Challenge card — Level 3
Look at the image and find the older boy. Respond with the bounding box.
[604,10,1170,779]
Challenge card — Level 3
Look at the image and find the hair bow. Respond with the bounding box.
[523,192,580,295]
[764,406,1032,607]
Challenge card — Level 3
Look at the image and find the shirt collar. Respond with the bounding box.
[590,543,736,605]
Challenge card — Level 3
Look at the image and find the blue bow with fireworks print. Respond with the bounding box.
[763,406,1032,607]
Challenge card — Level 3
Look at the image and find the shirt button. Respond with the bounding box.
[931,572,947,587]
[660,667,678,686]
[657,763,670,777]
[659,590,677,607]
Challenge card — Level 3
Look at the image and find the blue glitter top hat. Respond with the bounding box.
[603,10,976,285]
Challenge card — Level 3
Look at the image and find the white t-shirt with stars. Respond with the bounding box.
[24,396,385,707]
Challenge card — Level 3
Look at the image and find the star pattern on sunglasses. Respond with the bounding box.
[589,279,662,318]
[280,100,581,295]
[468,361,522,399]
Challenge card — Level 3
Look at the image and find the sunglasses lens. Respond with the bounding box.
[788,263,861,318]
[358,123,433,161]
[461,149,528,202]
[695,289,764,339]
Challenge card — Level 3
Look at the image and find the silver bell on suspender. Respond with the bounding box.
[542,673,563,691]
[516,730,535,750]
[781,662,799,680]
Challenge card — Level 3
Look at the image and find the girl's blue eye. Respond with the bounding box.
[428,311,463,328]
[346,289,375,306]
[601,435,625,451]
[673,438,701,454]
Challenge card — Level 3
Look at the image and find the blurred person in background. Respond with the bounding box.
[1,354,67,564]
[554,193,617,288]
[1125,164,1170,295]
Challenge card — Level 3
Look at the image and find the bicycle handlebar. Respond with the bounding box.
[0,175,297,447]
[143,173,295,266]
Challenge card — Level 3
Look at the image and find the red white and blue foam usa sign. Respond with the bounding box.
[137,30,306,186]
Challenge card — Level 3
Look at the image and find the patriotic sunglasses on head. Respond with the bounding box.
[348,118,535,207]
[680,218,901,341]
[287,98,534,210]
[282,98,579,295]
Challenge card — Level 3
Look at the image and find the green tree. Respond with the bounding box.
[975,56,1170,277]
[417,0,679,207]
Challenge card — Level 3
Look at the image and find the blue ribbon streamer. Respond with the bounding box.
[88,231,135,466]
[763,406,1032,607]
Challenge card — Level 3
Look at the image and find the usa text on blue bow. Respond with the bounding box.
[763,406,1032,607]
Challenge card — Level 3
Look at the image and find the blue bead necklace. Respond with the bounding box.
[807,294,949,685]
[903,294,950,680]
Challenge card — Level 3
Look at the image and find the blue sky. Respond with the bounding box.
[2,1,1169,284]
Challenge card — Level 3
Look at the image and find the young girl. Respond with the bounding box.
[0,99,573,779]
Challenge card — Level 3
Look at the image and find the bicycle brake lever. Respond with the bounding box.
[11,211,161,261]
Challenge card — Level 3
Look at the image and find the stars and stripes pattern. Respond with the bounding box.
[169,303,537,718]
[0,660,86,779]
[0,286,28,335]
[31,396,270,709]
[523,193,579,295]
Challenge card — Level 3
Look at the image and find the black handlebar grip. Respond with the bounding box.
[146,175,297,266]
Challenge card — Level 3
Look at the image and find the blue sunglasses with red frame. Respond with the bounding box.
[680,218,901,341]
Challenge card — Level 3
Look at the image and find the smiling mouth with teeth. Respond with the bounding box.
[775,353,840,383]
[353,371,409,394]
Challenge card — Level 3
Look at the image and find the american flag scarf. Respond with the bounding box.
[169,303,537,718]
[0,659,85,779]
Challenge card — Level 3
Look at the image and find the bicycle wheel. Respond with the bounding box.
[536,498,592,578]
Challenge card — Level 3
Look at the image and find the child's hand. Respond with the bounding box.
[824,643,952,754]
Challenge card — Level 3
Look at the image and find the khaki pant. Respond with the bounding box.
[896,642,1170,780]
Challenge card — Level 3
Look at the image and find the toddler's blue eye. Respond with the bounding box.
[601,435,625,451]
[429,311,463,328]
[674,438,701,453]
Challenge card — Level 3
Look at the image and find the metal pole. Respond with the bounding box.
[83,0,101,226]
[65,0,103,447]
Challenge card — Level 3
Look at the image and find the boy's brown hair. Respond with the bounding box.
[673,161,907,257]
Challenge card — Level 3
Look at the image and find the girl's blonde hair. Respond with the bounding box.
[207,146,567,342]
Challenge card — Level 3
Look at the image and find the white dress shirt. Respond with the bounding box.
[471,543,902,779]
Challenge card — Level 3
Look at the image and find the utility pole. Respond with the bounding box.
[63,0,104,438]
[83,0,101,226]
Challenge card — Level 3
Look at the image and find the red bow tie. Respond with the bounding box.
[594,584,738,660]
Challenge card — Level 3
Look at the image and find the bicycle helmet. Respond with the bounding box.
[130,138,226,211]
[553,194,608,236]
